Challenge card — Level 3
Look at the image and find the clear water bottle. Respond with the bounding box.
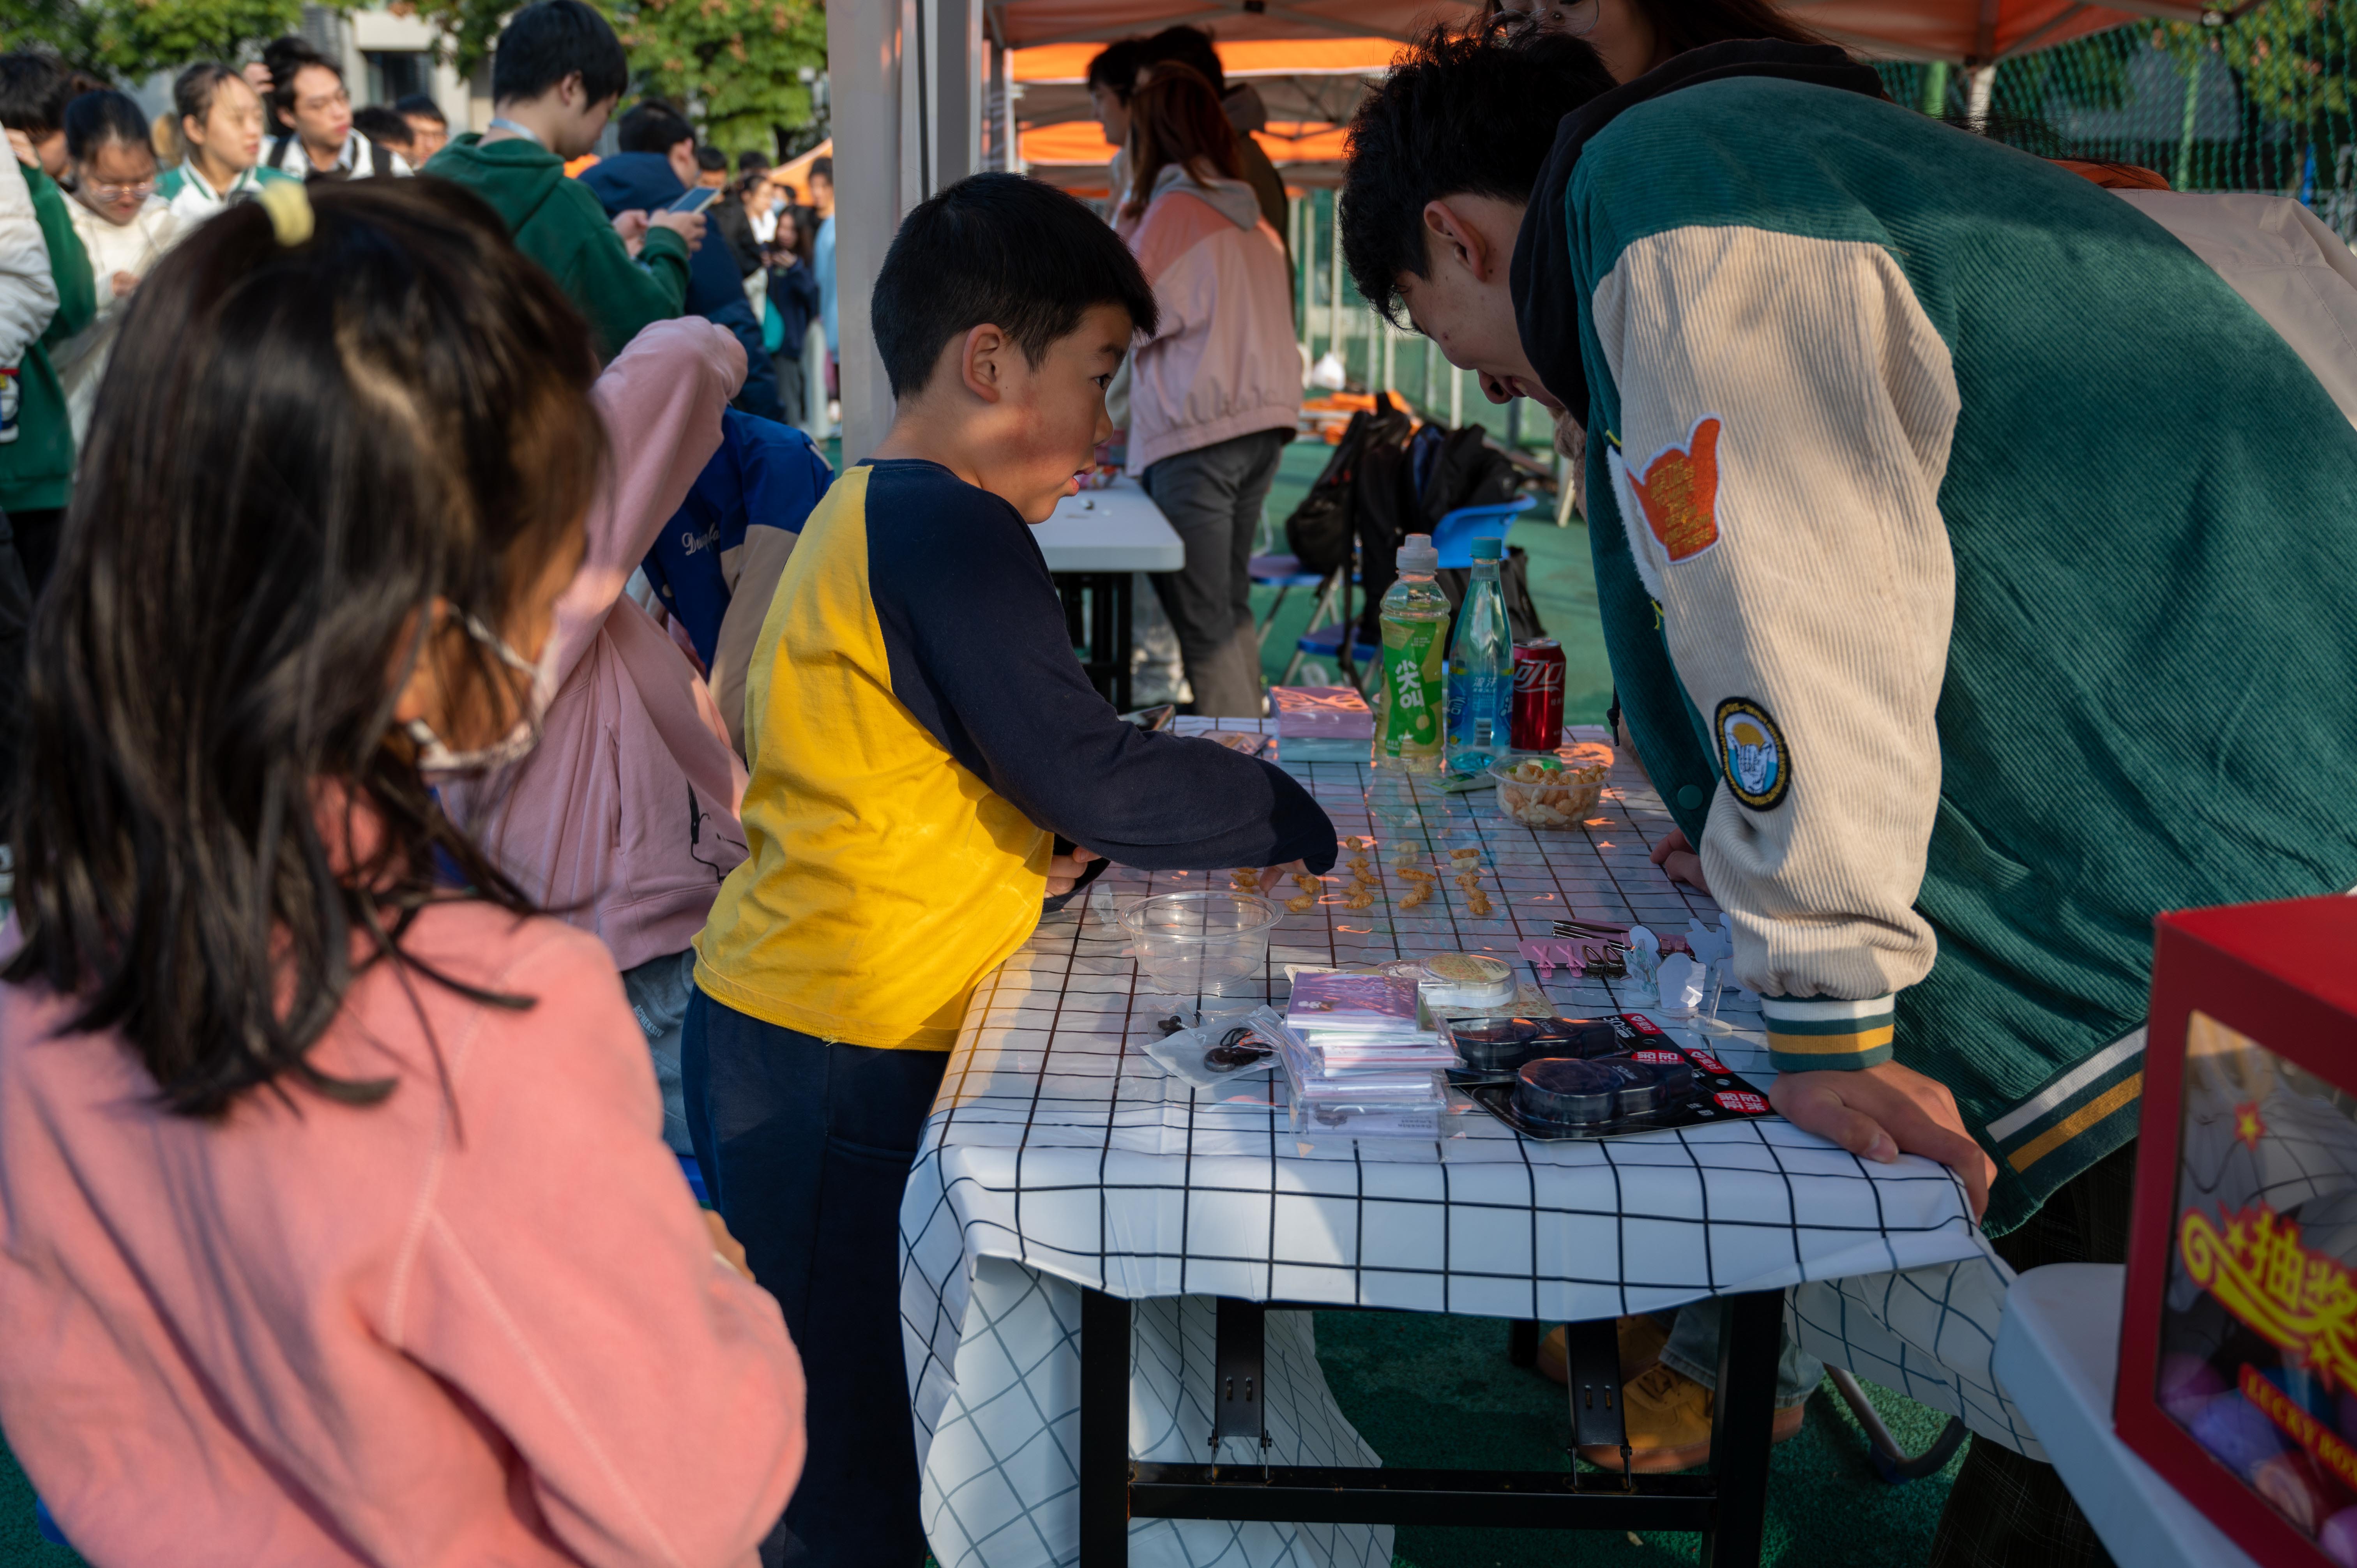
[1373,533,1449,774]
[1445,535,1513,775]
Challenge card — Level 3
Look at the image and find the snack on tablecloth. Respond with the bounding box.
[1489,752,1611,828]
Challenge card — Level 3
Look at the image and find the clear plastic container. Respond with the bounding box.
[1488,752,1610,828]
[1118,890,1284,995]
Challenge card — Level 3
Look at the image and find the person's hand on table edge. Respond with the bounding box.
[1769,1059,1998,1220]
[1046,846,1099,897]
[1650,828,1709,895]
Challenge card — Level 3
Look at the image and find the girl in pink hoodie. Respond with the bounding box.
[0,180,803,1566]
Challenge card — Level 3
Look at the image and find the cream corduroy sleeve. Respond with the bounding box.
[1591,226,1961,1072]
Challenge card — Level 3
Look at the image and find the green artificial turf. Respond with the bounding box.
[1311,1310,1967,1568]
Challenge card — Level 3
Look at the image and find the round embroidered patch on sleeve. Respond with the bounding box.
[1714,697,1790,811]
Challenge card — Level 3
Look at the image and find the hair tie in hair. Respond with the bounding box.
[258,178,313,247]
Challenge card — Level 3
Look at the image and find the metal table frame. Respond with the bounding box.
[1057,572,1135,712]
[1076,1287,1786,1568]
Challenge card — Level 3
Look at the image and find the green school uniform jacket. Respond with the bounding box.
[0,162,94,516]
[424,135,690,362]
[1516,47,2357,1233]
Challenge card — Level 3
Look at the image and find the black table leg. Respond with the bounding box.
[1110,573,1133,713]
[1080,1287,1132,1568]
[1507,1319,1542,1368]
[1700,1289,1785,1568]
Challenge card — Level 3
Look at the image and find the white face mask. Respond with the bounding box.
[404,613,560,774]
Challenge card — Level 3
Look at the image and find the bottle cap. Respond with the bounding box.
[1470,536,1504,562]
[1396,533,1437,572]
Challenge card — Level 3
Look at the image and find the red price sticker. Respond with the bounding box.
[1633,1049,1684,1064]
[1686,1051,1730,1075]
[1714,1090,1769,1114]
[1619,1013,1664,1035]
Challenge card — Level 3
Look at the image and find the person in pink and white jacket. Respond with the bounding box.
[444,314,761,1157]
[1119,65,1300,719]
[0,180,801,1568]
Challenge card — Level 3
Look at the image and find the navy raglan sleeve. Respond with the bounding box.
[864,463,1338,873]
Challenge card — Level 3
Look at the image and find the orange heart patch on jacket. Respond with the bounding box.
[1629,416,1723,563]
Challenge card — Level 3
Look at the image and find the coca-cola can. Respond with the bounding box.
[1511,639,1567,753]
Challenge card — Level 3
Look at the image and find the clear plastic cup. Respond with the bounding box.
[1117,890,1283,996]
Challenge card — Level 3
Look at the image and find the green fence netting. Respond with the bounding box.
[1877,6,2357,238]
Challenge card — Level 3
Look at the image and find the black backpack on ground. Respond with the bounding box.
[1282,394,1413,576]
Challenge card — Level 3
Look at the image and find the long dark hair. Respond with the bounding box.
[5,178,608,1119]
[1122,64,1243,220]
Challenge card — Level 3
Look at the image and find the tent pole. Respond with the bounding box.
[828,0,903,464]
[1327,186,1345,380]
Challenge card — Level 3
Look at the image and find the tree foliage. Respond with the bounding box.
[404,0,825,158]
[2157,0,2357,137]
[1,0,343,82]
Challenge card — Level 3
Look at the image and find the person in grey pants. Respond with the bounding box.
[1141,426,1287,719]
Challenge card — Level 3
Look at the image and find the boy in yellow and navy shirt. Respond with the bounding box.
[690,172,1336,1568]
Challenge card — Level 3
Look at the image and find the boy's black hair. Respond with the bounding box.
[1138,26,1225,100]
[1339,23,1614,325]
[260,36,337,129]
[808,154,833,183]
[0,53,77,141]
[738,148,770,173]
[63,90,149,163]
[872,171,1156,399]
[694,144,726,173]
[392,92,447,126]
[1085,38,1146,100]
[491,0,629,108]
[616,100,693,154]
[352,104,414,152]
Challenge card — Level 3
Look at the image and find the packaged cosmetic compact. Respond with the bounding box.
[1444,1012,1778,1141]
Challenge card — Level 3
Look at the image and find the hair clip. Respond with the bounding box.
[258,179,313,247]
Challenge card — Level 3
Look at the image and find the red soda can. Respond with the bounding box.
[1511,639,1567,752]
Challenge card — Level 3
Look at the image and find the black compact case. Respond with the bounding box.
[1449,1014,1779,1142]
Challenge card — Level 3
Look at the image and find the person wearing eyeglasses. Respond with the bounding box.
[53,90,180,448]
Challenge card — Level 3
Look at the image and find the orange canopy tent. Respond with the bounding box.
[1785,0,2206,63]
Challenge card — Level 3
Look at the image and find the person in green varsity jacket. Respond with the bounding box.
[1342,23,2357,1553]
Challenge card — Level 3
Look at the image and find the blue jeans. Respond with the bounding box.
[684,989,950,1568]
[1658,1304,1823,1410]
[621,948,699,1155]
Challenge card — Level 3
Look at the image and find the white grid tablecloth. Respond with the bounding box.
[900,723,2040,1568]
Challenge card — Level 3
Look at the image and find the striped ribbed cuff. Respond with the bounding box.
[1762,994,1895,1073]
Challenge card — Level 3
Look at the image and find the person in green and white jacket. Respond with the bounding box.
[1343,23,2357,1560]
[158,63,297,224]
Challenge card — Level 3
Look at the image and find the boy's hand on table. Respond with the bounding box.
[1255,861,1311,895]
[703,1209,752,1279]
[1650,829,1710,895]
[1769,1060,1997,1220]
[1046,846,1099,897]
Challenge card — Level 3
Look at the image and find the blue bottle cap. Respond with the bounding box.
[1470,536,1505,561]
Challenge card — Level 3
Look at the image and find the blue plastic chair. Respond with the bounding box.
[1430,496,1539,569]
[679,1152,710,1206]
[35,1497,68,1547]
[1292,621,1380,691]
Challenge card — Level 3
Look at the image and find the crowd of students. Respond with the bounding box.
[0,0,2352,1564]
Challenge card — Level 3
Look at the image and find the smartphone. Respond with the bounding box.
[1120,703,1177,733]
[665,185,721,215]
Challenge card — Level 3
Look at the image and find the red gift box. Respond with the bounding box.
[2120,895,2357,1566]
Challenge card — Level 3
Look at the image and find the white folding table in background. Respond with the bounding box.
[1034,481,1185,712]
[900,722,2043,1568]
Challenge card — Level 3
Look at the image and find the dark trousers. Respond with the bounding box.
[684,989,951,1568]
[10,506,62,598]
[1141,427,1287,719]
[1929,1139,2138,1568]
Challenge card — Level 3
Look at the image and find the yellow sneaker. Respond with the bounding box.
[1535,1313,1672,1386]
[1573,1363,1809,1473]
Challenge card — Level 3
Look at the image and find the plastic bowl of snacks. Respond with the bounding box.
[1489,753,1610,829]
[1118,890,1285,996]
